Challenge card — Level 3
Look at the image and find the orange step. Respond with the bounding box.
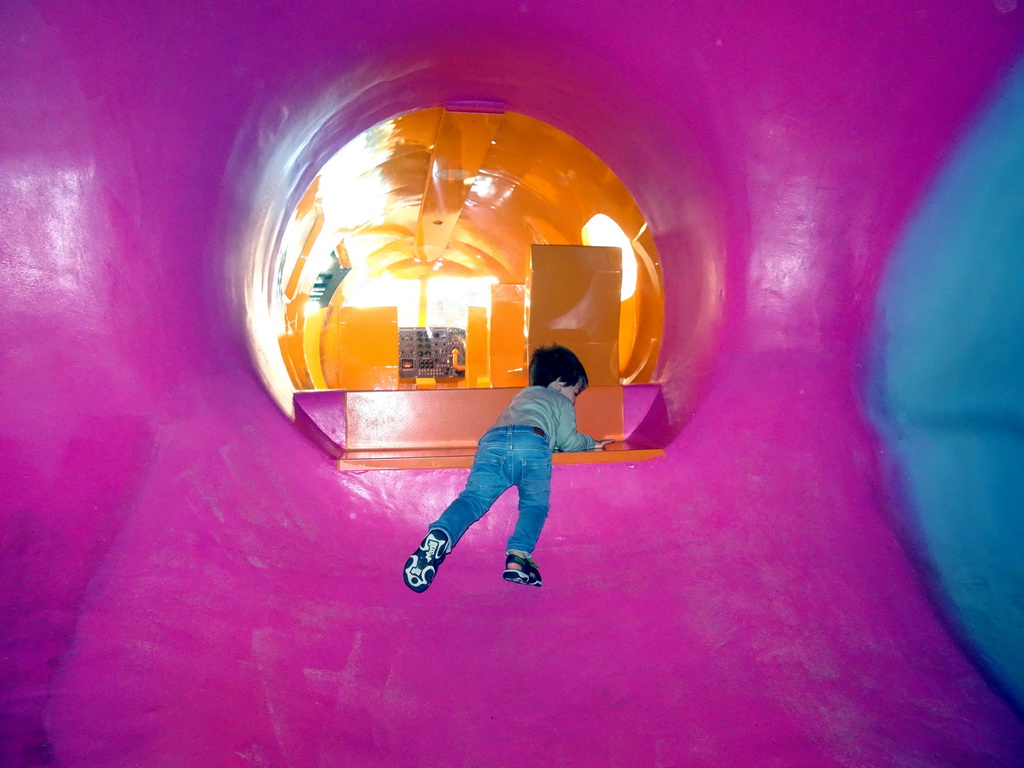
[294,385,667,470]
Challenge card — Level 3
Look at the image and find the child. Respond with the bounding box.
[402,344,612,592]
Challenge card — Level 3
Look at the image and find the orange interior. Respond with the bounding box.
[528,244,622,386]
[275,106,667,468]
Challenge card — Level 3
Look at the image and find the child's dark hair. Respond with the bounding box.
[528,344,589,391]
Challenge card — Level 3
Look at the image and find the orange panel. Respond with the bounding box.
[334,306,399,391]
[345,389,508,450]
[575,386,625,441]
[466,306,489,386]
[528,245,622,386]
[618,293,637,374]
[332,384,653,470]
[303,307,329,388]
[338,444,664,471]
[293,175,321,219]
[284,203,324,300]
[278,333,313,389]
[416,109,503,256]
[489,284,528,387]
[293,384,662,471]
[320,305,343,388]
[342,386,624,451]
[284,293,306,334]
[623,229,665,383]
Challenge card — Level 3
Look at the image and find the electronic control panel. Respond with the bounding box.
[398,327,467,379]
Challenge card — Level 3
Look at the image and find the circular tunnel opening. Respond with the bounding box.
[262,107,666,405]
[233,57,729,443]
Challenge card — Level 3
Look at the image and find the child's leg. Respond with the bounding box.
[406,459,509,594]
[429,432,511,546]
[504,449,549,586]
[506,455,552,555]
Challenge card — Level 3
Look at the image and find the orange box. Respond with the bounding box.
[489,284,528,387]
[528,245,622,386]
[329,305,399,390]
[466,305,490,386]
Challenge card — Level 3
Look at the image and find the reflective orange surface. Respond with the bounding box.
[324,306,399,391]
[275,108,665,397]
[488,283,527,387]
[528,245,622,386]
[292,386,666,470]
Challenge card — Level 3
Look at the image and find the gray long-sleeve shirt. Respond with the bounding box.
[490,385,597,452]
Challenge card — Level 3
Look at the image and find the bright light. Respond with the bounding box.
[427,277,498,327]
[346,277,420,326]
[317,126,396,231]
[343,276,498,328]
[582,214,637,300]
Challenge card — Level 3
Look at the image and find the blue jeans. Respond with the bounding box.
[430,425,553,554]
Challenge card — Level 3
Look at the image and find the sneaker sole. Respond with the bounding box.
[502,569,542,587]
[403,530,449,592]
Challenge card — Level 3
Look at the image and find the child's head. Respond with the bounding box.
[528,345,589,392]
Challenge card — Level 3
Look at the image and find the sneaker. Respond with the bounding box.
[403,529,451,592]
[503,553,542,587]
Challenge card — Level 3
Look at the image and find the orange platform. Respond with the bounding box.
[294,385,668,470]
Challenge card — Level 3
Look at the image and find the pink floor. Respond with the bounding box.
[2,1,1024,766]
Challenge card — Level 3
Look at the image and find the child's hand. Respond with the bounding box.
[592,439,614,451]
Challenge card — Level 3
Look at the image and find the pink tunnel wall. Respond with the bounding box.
[2,1,1024,766]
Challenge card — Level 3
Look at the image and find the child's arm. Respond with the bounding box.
[591,439,614,450]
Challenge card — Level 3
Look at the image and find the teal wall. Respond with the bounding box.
[872,57,1024,712]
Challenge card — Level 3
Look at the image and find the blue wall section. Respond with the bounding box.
[872,57,1024,713]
